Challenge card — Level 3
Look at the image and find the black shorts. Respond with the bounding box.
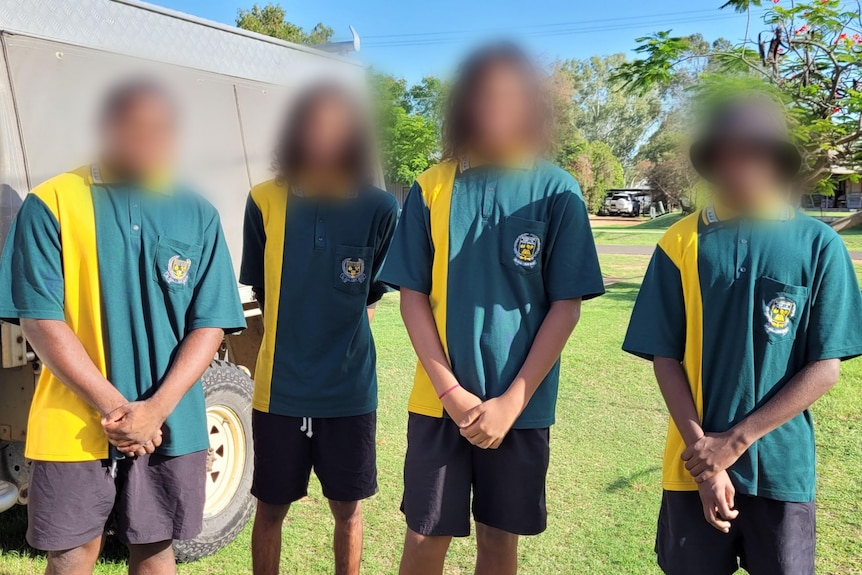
[27,451,207,551]
[402,413,550,537]
[251,410,378,504]
[656,490,816,575]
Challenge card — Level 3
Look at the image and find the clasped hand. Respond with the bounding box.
[102,400,166,458]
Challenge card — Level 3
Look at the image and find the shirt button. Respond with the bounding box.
[317,237,324,241]
[739,267,747,273]
[740,239,748,244]
[131,203,138,209]
[132,225,140,231]
[318,219,324,223]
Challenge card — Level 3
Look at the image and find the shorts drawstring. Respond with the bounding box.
[109,459,118,479]
[300,417,314,438]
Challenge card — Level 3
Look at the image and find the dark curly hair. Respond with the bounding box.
[441,42,555,162]
[272,82,375,186]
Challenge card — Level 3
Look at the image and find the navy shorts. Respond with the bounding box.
[656,490,815,575]
[27,451,207,551]
[402,413,550,537]
[251,410,378,504]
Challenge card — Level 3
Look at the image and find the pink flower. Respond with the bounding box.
[833,107,842,114]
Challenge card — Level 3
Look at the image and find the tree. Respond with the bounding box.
[369,72,440,185]
[569,141,626,213]
[553,55,663,164]
[615,0,862,214]
[408,76,450,128]
[236,3,333,45]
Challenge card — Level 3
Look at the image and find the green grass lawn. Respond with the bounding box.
[593,213,862,255]
[1,256,861,574]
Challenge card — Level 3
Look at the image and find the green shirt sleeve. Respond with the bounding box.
[239,194,265,290]
[806,237,862,362]
[187,213,247,334]
[379,182,433,294]
[0,195,66,323]
[544,188,605,302]
[622,246,686,361]
[367,195,400,306]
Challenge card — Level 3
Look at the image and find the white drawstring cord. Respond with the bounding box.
[300,417,314,438]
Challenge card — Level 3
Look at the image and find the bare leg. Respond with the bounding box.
[329,500,363,575]
[475,523,518,575]
[252,501,289,575]
[398,528,451,575]
[127,540,175,575]
[45,534,103,575]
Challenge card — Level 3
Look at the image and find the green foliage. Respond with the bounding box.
[554,55,662,164]
[369,71,441,185]
[236,3,333,45]
[569,141,625,213]
[614,0,862,193]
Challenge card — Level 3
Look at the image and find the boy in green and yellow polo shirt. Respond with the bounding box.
[623,95,862,575]
[241,84,398,575]
[0,81,245,573]
[381,44,604,575]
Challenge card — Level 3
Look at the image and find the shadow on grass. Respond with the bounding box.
[606,466,662,493]
[0,505,129,564]
[601,282,642,304]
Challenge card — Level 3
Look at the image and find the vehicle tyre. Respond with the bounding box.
[173,360,255,562]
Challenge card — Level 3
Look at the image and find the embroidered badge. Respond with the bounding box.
[340,258,366,283]
[164,255,192,285]
[763,297,797,335]
[513,233,541,268]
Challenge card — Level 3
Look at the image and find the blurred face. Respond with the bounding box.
[102,92,176,179]
[710,142,784,209]
[469,61,535,158]
[301,94,356,173]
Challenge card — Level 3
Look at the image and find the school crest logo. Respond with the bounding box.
[164,255,192,285]
[340,258,366,283]
[763,297,797,335]
[513,233,541,268]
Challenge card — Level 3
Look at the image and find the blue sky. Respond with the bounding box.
[153,0,758,83]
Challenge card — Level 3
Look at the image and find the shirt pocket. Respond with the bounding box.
[333,245,374,296]
[500,216,548,276]
[757,277,808,344]
[153,236,203,293]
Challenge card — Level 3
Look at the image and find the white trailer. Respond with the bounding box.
[0,0,366,560]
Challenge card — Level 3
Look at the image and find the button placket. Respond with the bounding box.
[314,205,326,250]
[736,223,751,278]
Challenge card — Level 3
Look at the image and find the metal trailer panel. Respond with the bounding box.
[0,0,361,86]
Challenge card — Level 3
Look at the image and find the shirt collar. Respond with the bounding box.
[87,163,174,195]
[702,199,794,226]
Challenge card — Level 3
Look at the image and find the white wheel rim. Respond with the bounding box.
[204,404,246,516]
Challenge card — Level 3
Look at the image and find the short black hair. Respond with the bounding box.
[100,77,176,127]
[272,82,375,186]
[441,42,554,162]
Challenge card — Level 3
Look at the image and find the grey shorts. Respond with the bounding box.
[27,450,207,551]
[656,490,816,575]
[402,413,550,537]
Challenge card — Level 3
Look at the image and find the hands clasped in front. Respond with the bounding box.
[683,430,748,533]
[102,399,167,458]
[440,386,523,450]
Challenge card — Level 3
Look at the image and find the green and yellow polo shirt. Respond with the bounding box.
[239,179,398,418]
[623,205,862,502]
[380,159,605,429]
[0,165,246,462]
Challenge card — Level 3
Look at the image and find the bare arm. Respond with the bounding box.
[460,299,582,449]
[401,288,482,422]
[21,319,128,416]
[367,302,376,323]
[683,359,840,482]
[103,327,224,452]
[654,356,704,447]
